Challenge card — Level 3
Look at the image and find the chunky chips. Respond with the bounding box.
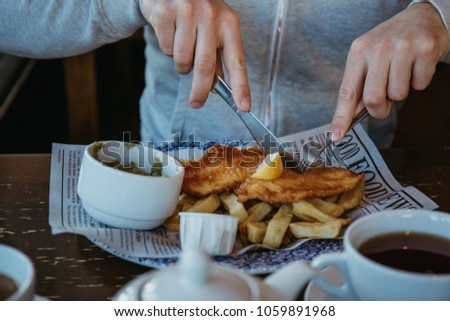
[164,177,364,249]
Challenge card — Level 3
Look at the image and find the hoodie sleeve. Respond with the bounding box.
[409,0,450,63]
[0,0,147,58]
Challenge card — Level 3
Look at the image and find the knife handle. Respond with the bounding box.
[212,74,238,110]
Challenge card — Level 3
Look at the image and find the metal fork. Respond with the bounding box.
[305,108,369,169]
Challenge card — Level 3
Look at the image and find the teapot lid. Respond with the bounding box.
[138,250,259,301]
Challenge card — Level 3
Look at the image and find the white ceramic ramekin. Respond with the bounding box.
[77,141,185,230]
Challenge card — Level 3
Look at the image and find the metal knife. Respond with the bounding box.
[211,74,304,172]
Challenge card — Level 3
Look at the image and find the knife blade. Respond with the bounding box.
[211,74,304,172]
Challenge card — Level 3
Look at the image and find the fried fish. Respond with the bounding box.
[235,167,364,204]
[181,145,265,197]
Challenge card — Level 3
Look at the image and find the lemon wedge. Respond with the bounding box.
[251,152,284,180]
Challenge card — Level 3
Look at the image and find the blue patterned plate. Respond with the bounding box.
[89,140,344,274]
[91,238,343,274]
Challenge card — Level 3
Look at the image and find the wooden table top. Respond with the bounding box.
[1,147,449,300]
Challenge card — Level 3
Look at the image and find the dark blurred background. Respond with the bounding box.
[0,29,449,154]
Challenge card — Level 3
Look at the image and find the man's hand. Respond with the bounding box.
[331,3,449,141]
[141,0,251,111]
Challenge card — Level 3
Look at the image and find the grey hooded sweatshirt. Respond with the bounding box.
[1,0,449,147]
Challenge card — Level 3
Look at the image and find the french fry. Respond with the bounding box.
[289,221,342,239]
[292,200,336,223]
[163,203,182,231]
[187,193,221,213]
[307,198,345,217]
[182,202,194,211]
[247,221,267,243]
[338,217,353,226]
[239,202,272,242]
[219,192,248,223]
[177,193,198,212]
[289,209,316,222]
[337,178,365,210]
[324,195,339,203]
[262,204,293,249]
[178,193,199,206]
[163,211,181,231]
[281,229,295,246]
[247,202,273,219]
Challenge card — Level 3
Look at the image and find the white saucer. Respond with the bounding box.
[304,266,358,301]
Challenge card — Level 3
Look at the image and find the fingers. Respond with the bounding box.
[387,43,412,102]
[189,10,218,108]
[410,38,439,90]
[150,6,176,56]
[331,3,448,142]
[411,57,436,90]
[331,40,402,142]
[215,50,224,79]
[142,0,250,110]
[221,13,251,111]
[189,5,250,110]
[362,45,391,120]
[173,4,196,74]
[330,46,366,142]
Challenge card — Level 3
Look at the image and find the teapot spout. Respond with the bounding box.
[264,260,317,300]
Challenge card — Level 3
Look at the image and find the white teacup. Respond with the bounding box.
[0,244,35,301]
[310,210,450,300]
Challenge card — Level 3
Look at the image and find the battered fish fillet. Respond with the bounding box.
[235,167,364,204]
[182,145,265,197]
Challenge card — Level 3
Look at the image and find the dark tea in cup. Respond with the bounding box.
[0,273,18,300]
[359,232,450,274]
[310,210,450,300]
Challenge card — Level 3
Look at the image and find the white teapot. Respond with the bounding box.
[113,250,316,301]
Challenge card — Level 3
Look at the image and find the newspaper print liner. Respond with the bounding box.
[52,127,437,273]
